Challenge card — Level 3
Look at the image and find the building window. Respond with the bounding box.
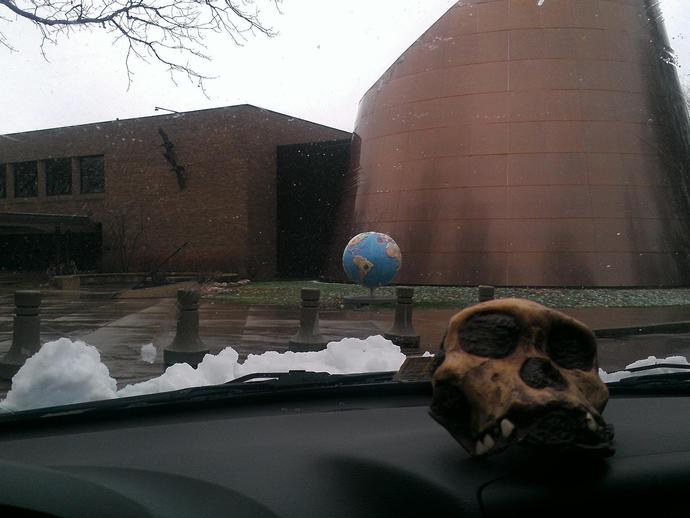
[80,155,105,194]
[14,161,38,198]
[0,165,5,199]
[46,158,72,196]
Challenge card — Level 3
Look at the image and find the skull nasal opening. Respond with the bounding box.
[519,358,568,391]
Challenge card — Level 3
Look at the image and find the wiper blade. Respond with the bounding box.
[606,369,690,394]
[604,363,690,384]
[625,363,690,373]
[224,370,396,388]
[0,370,400,423]
[121,370,397,407]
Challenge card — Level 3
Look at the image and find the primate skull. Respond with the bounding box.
[430,299,613,457]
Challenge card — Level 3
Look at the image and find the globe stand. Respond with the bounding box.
[343,286,396,309]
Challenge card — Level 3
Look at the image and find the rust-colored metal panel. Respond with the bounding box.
[330,0,690,286]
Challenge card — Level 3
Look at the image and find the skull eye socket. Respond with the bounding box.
[546,323,596,370]
[458,312,521,358]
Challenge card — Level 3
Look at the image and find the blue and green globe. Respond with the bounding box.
[342,232,402,289]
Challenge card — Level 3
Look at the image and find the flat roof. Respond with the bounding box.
[0,104,352,139]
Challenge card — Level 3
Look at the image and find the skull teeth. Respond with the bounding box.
[500,419,515,438]
[475,440,486,456]
[586,412,598,432]
[476,434,495,456]
[474,434,496,455]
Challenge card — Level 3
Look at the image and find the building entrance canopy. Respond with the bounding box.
[0,212,101,271]
[0,212,99,235]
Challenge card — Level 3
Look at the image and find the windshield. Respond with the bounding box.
[2,0,690,412]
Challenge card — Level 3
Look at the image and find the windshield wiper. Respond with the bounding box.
[625,363,690,373]
[0,370,405,424]
[224,370,396,388]
[606,365,690,394]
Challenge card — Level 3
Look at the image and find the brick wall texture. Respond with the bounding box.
[0,105,350,276]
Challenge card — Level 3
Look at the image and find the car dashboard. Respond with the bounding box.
[0,384,688,517]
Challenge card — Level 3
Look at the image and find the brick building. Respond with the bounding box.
[0,105,350,276]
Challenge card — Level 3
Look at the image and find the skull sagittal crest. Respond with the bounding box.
[430,299,614,457]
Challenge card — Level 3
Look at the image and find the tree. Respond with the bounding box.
[0,0,280,88]
[106,205,145,273]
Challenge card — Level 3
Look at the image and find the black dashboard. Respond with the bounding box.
[0,384,689,517]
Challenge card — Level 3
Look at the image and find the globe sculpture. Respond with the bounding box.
[342,232,401,297]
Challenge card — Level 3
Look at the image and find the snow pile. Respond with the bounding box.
[120,335,404,397]
[200,279,251,295]
[118,347,242,398]
[599,355,690,383]
[239,335,405,377]
[0,336,406,412]
[626,355,689,369]
[140,343,157,364]
[0,339,117,411]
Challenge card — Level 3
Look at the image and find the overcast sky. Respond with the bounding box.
[1,0,689,135]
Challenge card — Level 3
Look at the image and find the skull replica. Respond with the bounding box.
[430,299,614,457]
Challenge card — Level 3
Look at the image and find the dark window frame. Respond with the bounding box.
[14,161,38,198]
[80,155,105,194]
[45,158,72,196]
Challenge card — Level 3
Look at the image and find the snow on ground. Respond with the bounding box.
[599,355,690,383]
[0,336,406,412]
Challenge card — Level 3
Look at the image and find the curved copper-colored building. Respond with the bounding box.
[332,0,690,286]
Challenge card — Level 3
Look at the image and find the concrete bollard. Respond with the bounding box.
[289,288,328,352]
[478,285,495,303]
[0,291,42,380]
[384,287,420,350]
[163,289,209,368]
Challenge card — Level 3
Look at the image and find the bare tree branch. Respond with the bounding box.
[0,0,281,88]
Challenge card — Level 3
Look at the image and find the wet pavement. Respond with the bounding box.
[1,284,690,395]
[0,288,409,391]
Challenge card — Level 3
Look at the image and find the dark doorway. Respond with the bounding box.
[277,139,351,278]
